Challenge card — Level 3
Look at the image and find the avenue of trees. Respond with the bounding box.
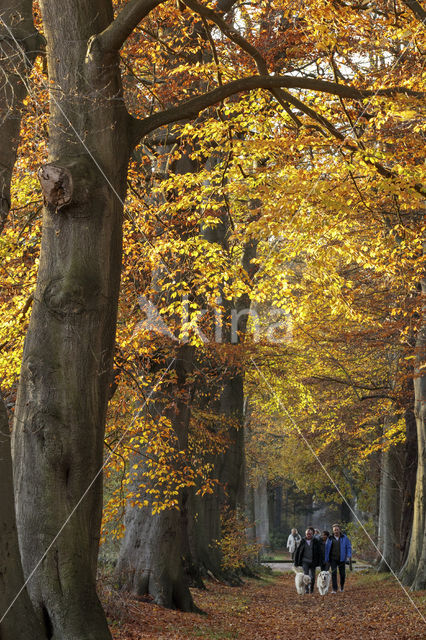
[0,1,424,638]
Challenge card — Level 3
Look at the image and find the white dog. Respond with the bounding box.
[292,566,311,595]
[317,570,331,595]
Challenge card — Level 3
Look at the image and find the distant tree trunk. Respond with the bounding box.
[273,485,283,533]
[12,1,131,636]
[185,369,246,580]
[253,478,270,549]
[115,346,196,611]
[340,499,352,524]
[0,393,45,640]
[400,252,426,590]
[377,440,403,572]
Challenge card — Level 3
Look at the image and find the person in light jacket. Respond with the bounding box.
[286,528,301,561]
[324,523,352,593]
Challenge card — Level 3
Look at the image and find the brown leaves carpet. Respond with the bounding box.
[108,571,426,640]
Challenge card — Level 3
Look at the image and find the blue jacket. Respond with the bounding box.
[325,533,352,563]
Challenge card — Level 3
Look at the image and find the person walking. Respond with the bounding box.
[320,530,330,570]
[324,523,352,593]
[286,528,301,561]
[294,527,322,593]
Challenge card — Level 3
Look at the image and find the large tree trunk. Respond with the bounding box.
[116,498,194,610]
[116,346,196,611]
[0,393,45,639]
[400,246,426,590]
[12,1,131,637]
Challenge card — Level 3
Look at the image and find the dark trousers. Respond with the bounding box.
[302,562,316,593]
[330,560,346,591]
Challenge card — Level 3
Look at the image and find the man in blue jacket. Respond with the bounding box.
[324,523,352,593]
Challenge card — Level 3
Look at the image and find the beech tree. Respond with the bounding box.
[1,0,424,637]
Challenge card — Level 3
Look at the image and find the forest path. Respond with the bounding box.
[108,571,426,639]
[262,561,372,572]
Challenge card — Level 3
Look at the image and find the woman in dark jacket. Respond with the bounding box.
[294,527,322,593]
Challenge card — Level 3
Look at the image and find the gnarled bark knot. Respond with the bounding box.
[38,164,73,211]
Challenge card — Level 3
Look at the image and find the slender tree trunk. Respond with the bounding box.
[12,1,131,636]
[377,440,403,572]
[273,485,283,533]
[400,403,417,566]
[253,478,270,549]
[400,258,426,589]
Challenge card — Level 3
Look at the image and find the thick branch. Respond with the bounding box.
[134,74,423,138]
[132,76,424,197]
[97,0,166,52]
[183,0,267,71]
[182,0,302,126]
[401,0,426,23]
[307,375,389,391]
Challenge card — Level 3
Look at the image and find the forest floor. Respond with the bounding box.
[105,570,426,640]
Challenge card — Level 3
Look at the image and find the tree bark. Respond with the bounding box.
[116,497,195,610]
[272,485,283,533]
[115,346,196,610]
[377,438,403,572]
[400,403,417,566]
[12,1,132,637]
[253,478,270,549]
[0,393,45,640]
[400,252,426,590]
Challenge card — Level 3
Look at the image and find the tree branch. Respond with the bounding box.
[401,0,426,23]
[134,74,423,138]
[177,0,424,192]
[131,76,425,198]
[182,0,303,127]
[97,0,167,52]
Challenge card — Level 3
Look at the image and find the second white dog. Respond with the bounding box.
[292,566,312,595]
[317,570,331,595]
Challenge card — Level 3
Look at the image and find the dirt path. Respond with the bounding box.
[108,571,426,640]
